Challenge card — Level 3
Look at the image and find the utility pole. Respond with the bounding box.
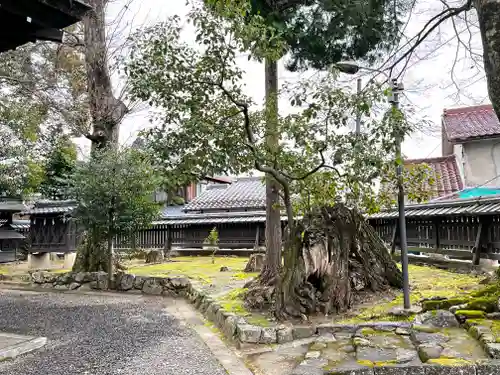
[390,78,410,310]
[355,78,362,134]
[336,62,411,311]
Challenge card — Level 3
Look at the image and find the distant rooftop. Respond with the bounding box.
[443,104,500,142]
[404,155,463,199]
[184,177,265,212]
[368,194,500,220]
[22,200,76,215]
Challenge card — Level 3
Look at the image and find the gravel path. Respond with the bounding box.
[0,289,228,375]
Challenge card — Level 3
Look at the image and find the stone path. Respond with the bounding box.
[247,320,489,375]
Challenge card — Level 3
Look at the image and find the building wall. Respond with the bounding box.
[459,139,500,187]
[442,120,454,156]
[453,144,465,184]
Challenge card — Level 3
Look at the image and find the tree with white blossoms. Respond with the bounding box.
[125,5,434,319]
[70,147,161,278]
[0,103,47,198]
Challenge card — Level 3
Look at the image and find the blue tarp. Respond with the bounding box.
[458,187,500,199]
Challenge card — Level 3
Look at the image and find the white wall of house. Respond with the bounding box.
[456,138,500,187]
[452,143,465,183]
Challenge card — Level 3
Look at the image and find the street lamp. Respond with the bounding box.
[335,61,411,310]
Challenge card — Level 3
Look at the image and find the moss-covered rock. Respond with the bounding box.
[427,358,472,366]
[356,360,374,367]
[422,297,470,312]
[360,327,376,336]
[471,284,499,298]
[465,297,498,313]
[455,310,486,319]
[412,324,440,333]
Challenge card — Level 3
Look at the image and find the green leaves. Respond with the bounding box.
[39,135,77,200]
[70,147,161,241]
[125,4,434,219]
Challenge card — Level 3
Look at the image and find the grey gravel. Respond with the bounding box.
[0,289,227,375]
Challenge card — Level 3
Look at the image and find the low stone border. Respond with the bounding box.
[318,360,500,375]
[185,280,414,347]
[465,320,500,359]
[28,271,191,296]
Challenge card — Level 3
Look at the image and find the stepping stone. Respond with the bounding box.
[0,332,47,361]
[356,347,398,362]
[417,344,443,362]
[396,328,411,336]
[396,348,419,364]
[410,331,450,346]
[321,346,351,363]
[309,342,327,351]
[324,361,373,375]
[305,351,321,359]
[292,358,327,375]
[414,310,459,328]
[316,333,336,343]
[389,306,422,317]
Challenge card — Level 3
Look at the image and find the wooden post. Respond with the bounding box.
[254,225,260,250]
[472,221,483,266]
[390,221,398,255]
[433,218,441,251]
[166,225,172,251]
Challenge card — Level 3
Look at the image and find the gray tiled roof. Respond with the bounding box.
[368,195,500,220]
[22,200,77,215]
[155,210,288,225]
[0,219,30,230]
[184,177,265,211]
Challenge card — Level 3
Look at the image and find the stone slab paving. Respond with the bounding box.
[0,332,46,360]
[247,319,494,375]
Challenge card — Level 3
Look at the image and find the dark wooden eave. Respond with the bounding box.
[0,0,92,52]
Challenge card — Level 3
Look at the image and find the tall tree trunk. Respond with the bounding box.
[107,235,114,283]
[476,0,500,117]
[261,58,282,284]
[74,0,128,273]
[83,0,127,151]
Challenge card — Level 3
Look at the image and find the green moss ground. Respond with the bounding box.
[338,265,482,324]
[128,256,258,284]
[215,287,272,326]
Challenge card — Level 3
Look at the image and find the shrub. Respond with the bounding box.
[205,227,219,264]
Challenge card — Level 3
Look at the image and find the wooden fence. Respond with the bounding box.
[112,222,266,252]
[367,196,500,266]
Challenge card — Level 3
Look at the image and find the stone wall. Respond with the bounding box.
[29,271,190,296]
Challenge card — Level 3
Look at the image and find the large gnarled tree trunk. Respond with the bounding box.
[83,0,127,151]
[246,204,403,320]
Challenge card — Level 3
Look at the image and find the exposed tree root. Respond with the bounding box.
[244,204,403,321]
[72,232,109,272]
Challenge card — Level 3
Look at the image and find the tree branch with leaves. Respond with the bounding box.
[125,5,433,319]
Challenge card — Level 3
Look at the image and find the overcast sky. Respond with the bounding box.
[76,0,489,161]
